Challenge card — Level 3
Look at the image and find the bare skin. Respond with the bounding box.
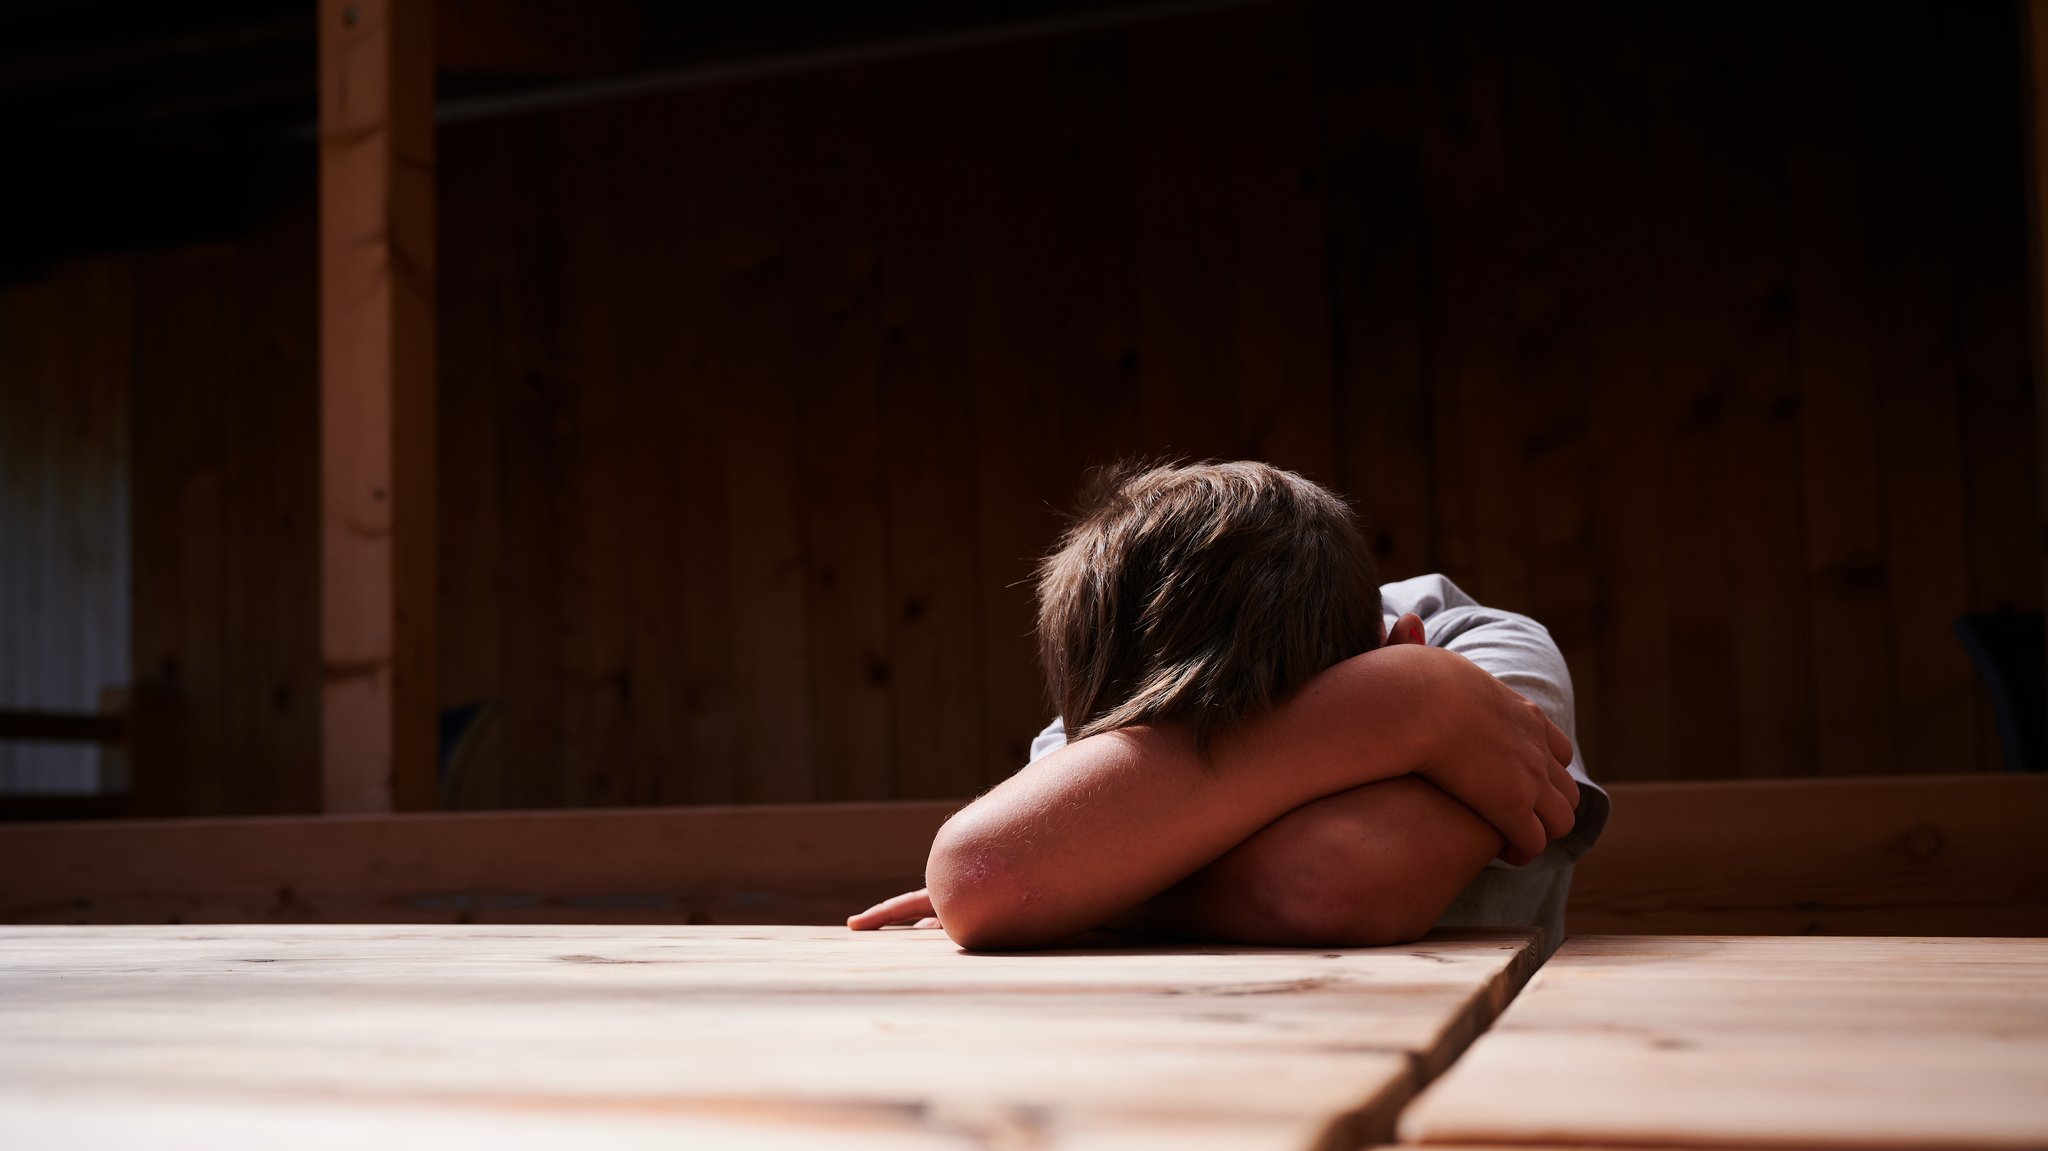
[850,614,1578,949]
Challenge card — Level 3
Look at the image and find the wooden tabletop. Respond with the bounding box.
[0,924,1537,1150]
[1398,935,2048,1151]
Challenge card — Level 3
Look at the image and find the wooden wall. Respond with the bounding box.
[0,209,321,815]
[0,262,131,793]
[126,207,323,816]
[2,0,2037,813]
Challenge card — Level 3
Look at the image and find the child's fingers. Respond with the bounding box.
[1550,760,1581,810]
[1536,784,1575,844]
[1545,717,1574,767]
[1499,813,1546,866]
[847,889,936,931]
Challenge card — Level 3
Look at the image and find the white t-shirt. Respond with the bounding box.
[1027,572,1610,958]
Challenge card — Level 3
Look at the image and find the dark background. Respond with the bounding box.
[0,0,2037,814]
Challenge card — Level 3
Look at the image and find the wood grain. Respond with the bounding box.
[0,924,1539,1151]
[6,776,2041,938]
[318,0,437,813]
[1398,935,2048,1150]
[1570,774,2048,937]
[4,1,2039,813]
[0,261,131,797]
[2027,0,2048,753]
[0,802,951,927]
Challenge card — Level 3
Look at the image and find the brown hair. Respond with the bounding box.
[1036,460,1384,750]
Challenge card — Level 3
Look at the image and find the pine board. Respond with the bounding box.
[0,925,1537,1151]
[1399,935,2048,1149]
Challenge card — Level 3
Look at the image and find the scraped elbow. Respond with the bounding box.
[924,820,1062,951]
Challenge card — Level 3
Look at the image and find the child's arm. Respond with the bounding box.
[1101,776,1501,945]
[848,780,1499,942]
[1107,598,1592,946]
[924,643,1576,949]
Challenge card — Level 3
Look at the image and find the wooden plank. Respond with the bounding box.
[164,248,233,815]
[1783,6,1898,778]
[2026,0,2048,756]
[1498,3,1599,770]
[1570,774,2048,937]
[1639,6,1741,783]
[786,69,894,802]
[1417,0,1528,613]
[236,207,323,816]
[1574,3,1670,782]
[635,94,745,807]
[1129,12,1242,462]
[0,802,951,926]
[711,85,816,804]
[1224,3,1336,483]
[59,260,133,793]
[1045,31,1142,499]
[964,38,1070,786]
[6,775,2039,936]
[874,58,985,801]
[126,248,201,815]
[548,104,645,807]
[431,121,506,758]
[434,0,642,78]
[1950,2,2039,772]
[604,96,703,808]
[0,711,126,745]
[0,260,132,795]
[1859,0,1980,777]
[1657,9,1811,781]
[318,0,437,813]
[484,115,569,809]
[0,279,22,792]
[1318,1,1435,581]
[1399,935,2048,1149]
[0,925,1538,1151]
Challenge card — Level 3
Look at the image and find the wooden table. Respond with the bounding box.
[0,925,1537,1150]
[1399,935,2048,1151]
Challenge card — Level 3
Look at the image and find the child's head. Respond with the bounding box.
[1036,460,1383,749]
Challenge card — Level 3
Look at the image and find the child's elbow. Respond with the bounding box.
[925,823,1051,951]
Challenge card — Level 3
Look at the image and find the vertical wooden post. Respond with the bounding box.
[319,0,437,812]
[2028,0,2048,764]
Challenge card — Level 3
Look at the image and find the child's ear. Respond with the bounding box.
[1386,611,1427,646]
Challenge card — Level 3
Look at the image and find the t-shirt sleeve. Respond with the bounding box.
[1028,717,1068,764]
[1385,574,1610,864]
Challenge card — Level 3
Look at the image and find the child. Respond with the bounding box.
[850,461,1607,954]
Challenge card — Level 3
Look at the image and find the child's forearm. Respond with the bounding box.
[926,645,1447,950]
[928,641,1576,950]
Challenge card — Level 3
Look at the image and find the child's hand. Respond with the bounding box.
[847,888,942,930]
[1408,647,1579,865]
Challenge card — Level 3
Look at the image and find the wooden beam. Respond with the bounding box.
[2027,0,2048,761]
[319,0,437,813]
[434,0,641,77]
[0,709,125,745]
[0,801,952,924]
[4,778,2044,934]
[1569,774,2048,936]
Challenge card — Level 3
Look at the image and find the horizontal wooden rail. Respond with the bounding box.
[1,775,2042,934]
[1568,773,2048,936]
[0,709,127,745]
[0,801,952,925]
